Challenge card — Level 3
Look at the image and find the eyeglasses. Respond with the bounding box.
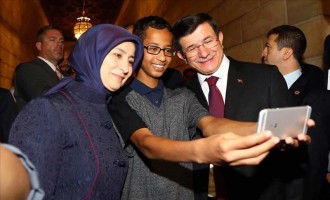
[144,45,176,57]
[183,37,219,58]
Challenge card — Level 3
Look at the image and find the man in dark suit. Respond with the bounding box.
[172,13,306,200]
[14,25,64,110]
[262,25,330,200]
[324,34,330,88]
[161,67,183,89]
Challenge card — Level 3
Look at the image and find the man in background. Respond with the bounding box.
[13,25,64,110]
[262,24,330,200]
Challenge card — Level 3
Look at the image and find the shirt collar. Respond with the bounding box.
[284,68,302,89]
[131,79,164,95]
[38,56,57,71]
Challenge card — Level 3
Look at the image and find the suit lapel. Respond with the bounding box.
[35,58,60,80]
[289,71,309,104]
[225,59,245,117]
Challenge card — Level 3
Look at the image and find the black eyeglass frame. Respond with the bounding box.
[144,45,176,57]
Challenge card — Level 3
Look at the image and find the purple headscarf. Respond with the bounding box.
[46,24,143,95]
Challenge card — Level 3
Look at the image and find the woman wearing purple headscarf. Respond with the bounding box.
[9,24,143,199]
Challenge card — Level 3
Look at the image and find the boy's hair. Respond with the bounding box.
[267,25,307,62]
[172,13,220,51]
[133,16,172,41]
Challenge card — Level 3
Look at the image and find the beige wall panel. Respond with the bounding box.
[222,19,242,48]
[0,63,15,78]
[324,16,330,28]
[1,28,20,56]
[157,1,191,24]
[304,56,323,69]
[242,0,286,42]
[210,0,258,26]
[0,24,36,64]
[0,77,13,90]
[226,38,264,63]
[299,16,330,59]
[117,0,223,26]
[287,0,322,25]
[116,0,163,25]
[164,0,223,24]
[320,0,330,15]
[0,48,19,76]
[260,0,272,5]
[0,0,48,88]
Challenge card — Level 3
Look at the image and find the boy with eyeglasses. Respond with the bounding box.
[109,16,282,200]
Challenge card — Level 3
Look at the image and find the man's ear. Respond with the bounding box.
[218,31,224,48]
[36,42,42,51]
[283,48,293,60]
[177,51,187,63]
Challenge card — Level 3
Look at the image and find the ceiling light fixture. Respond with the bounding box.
[73,0,92,39]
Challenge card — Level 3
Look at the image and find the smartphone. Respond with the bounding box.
[257,106,312,139]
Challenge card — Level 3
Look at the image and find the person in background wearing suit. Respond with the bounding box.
[161,67,183,88]
[324,34,330,88]
[173,13,308,200]
[183,68,197,82]
[13,25,64,110]
[262,25,325,96]
[262,24,330,200]
[58,48,76,78]
[324,33,330,199]
[0,88,17,142]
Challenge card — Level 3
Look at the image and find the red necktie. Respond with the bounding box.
[206,76,227,200]
[55,67,63,80]
[206,76,224,117]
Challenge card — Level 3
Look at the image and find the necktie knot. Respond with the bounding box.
[206,76,218,86]
[55,67,63,80]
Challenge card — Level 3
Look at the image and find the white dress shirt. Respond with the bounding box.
[283,68,302,89]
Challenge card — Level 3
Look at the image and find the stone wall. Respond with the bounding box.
[0,0,48,89]
[117,0,330,72]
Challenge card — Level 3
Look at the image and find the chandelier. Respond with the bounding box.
[73,0,92,39]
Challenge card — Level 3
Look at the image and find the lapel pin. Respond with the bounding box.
[294,90,300,95]
[237,79,243,84]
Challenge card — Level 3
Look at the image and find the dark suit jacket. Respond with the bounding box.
[14,58,60,110]
[162,68,183,89]
[291,62,326,104]
[186,57,300,200]
[0,88,18,142]
[324,34,330,85]
[302,90,330,200]
[289,64,329,200]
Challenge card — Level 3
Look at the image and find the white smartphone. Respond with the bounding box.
[257,106,312,139]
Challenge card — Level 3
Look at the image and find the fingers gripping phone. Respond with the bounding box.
[257,106,312,139]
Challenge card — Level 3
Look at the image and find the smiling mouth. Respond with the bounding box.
[152,64,166,72]
[113,73,125,80]
[152,64,165,69]
[196,54,215,63]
